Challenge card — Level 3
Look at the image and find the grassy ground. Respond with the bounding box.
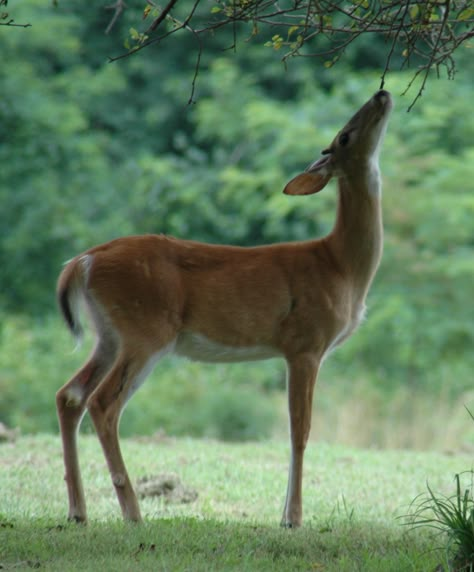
[1,435,472,571]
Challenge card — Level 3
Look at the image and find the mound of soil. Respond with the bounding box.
[0,422,18,443]
[136,473,198,504]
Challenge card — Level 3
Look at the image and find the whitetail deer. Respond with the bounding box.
[56,90,392,526]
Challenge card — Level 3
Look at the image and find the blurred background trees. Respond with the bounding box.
[1,0,473,448]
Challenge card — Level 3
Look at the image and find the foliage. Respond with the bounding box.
[1,1,473,442]
[405,410,474,570]
[202,384,276,441]
[406,473,474,571]
[2,315,474,451]
[0,314,279,439]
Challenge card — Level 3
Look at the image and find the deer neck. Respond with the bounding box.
[326,166,383,294]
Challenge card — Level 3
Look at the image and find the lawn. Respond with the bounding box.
[1,434,471,570]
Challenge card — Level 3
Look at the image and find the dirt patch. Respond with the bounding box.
[136,473,198,504]
[0,422,18,443]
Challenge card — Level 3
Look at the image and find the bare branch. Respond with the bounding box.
[0,0,31,27]
[146,0,180,33]
[105,0,127,35]
[187,27,203,105]
[0,0,31,28]
[0,19,31,27]
[380,0,411,89]
[405,0,453,112]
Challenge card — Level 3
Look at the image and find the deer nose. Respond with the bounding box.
[375,89,390,100]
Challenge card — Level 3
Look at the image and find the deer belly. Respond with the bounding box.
[175,331,280,363]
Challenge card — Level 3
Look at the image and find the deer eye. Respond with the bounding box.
[339,132,350,146]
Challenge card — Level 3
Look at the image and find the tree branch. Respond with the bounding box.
[0,0,31,27]
[105,0,126,35]
[0,19,31,27]
[103,0,474,108]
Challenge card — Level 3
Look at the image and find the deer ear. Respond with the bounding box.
[283,154,333,196]
[283,173,327,195]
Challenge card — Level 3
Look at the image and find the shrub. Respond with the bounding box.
[406,473,474,571]
[0,314,281,440]
[202,385,277,442]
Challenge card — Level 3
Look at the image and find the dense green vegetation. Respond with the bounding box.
[1,1,473,445]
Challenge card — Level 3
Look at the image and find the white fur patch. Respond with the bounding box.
[78,254,93,284]
[366,160,382,196]
[65,385,84,407]
[325,304,367,356]
[124,342,176,402]
[175,331,280,363]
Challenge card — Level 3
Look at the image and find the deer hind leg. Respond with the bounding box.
[86,340,174,522]
[281,353,319,528]
[56,336,117,523]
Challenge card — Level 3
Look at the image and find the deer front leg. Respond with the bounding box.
[281,353,319,528]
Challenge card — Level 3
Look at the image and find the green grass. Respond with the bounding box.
[1,435,472,570]
[406,472,474,570]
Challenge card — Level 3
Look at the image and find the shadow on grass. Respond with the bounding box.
[0,516,441,571]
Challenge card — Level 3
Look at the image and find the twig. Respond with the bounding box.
[188,30,202,105]
[146,0,180,33]
[380,0,410,90]
[406,0,452,112]
[0,19,31,28]
[103,0,474,109]
[105,0,127,35]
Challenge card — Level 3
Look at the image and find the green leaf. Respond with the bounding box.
[458,7,474,21]
[409,4,419,20]
[287,25,299,39]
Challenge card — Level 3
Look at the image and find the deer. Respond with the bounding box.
[56,90,393,527]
